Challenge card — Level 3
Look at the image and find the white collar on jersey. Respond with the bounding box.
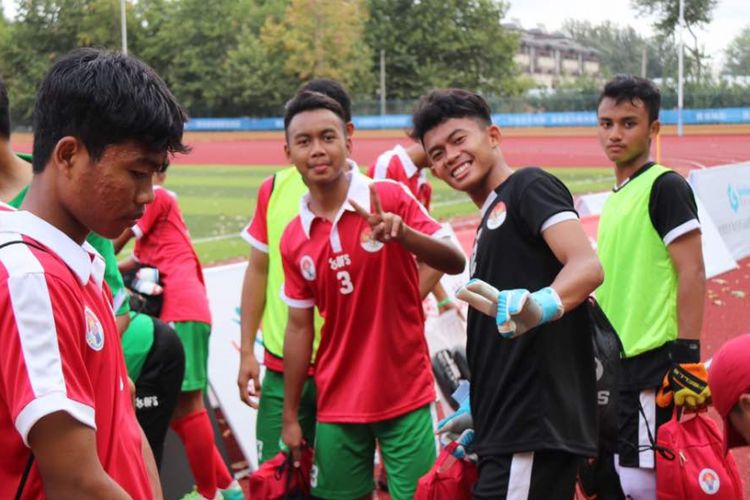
[0,210,105,288]
[376,144,427,187]
[298,159,368,240]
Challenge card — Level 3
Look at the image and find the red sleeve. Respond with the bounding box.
[370,152,404,182]
[241,175,275,252]
[0,274,96,444]
[280,223,314,309]
[134,189,167,239]
[377,181,443,237]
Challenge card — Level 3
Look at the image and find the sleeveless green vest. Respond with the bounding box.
[597,164,678,358]
[263,167,321,359]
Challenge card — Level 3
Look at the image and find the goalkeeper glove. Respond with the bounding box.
[436,396,472,440]
[456,279,564,338]
[656,339,711,410]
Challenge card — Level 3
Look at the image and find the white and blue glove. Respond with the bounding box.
[437,397,472,440]
[437,385,476,460]
[456,279,564,338]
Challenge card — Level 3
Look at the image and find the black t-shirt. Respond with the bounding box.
[468,167,597,457]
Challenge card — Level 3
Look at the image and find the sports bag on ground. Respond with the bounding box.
[248,445,313,500]
[414,441,477,500]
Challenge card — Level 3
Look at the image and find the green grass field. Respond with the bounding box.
[136,165,613,264]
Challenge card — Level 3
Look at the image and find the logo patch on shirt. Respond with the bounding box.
[84,306,105,351]
[698,468,720,494]
[360,227,384,253]
[486,201,507,230]
[300,255,316,281]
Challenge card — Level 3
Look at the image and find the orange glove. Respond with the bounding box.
[656,362,711,410]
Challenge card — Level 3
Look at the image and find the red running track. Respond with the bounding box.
[174,134,750,170]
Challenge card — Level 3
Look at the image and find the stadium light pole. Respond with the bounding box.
[677,0,685,137]
[120,0,128,56]
[379,49,386,117]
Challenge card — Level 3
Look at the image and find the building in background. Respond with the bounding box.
[507,23,601,88]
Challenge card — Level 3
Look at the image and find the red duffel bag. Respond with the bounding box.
[414,441,478,500]
[656,410,743,499]
[248,444,314,500]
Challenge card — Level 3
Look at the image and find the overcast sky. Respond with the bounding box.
[2,0,748,71]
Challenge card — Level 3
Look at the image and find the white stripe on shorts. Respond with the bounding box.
[507,451,534,500]
[638,389,657,468]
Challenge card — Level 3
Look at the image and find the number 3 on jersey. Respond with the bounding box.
[337,270,354,295]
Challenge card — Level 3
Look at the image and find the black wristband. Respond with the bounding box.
[667,339,701,364]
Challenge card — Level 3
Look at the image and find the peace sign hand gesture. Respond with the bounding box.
[349,184,408,243]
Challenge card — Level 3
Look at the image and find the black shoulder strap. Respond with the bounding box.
[15,452,34,500]
[0,239,47,253]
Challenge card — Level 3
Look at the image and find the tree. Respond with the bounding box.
[222,29,294,116]
[723,26,750,77]
[562,19,677,78]
[365,0,521,100]
[260,0,373,96]
[632,0,718,81]
[0,0,140,125]
[132,0,254,117]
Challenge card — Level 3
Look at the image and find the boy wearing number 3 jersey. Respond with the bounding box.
[278,91,465,500]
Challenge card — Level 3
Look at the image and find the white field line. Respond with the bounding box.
[193,233,243,244]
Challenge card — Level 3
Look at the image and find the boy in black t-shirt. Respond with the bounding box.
[411,89,603,499]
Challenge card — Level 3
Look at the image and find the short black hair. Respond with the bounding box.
[0,76,10,140]
[283,91,347,132]
[297,79,352,123]
[411,89,492,142]
[32,48,189,173]
[598,75,661,123]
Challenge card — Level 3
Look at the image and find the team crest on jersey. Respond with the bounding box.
[486,201,507,230]
[698,468,720,494]
[300,255,316,281]
[360,227,384,253]
[84,306,105,351]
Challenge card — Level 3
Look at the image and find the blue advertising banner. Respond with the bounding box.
[185,107,750,132]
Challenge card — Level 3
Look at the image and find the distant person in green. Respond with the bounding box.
[596,75,709,498]
[0,76,185,469]
[236,79,355,463]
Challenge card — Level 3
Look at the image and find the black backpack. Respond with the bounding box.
[587,297,624,454]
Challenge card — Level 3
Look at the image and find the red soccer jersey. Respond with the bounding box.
[242,174,274,254]
[0,211,152,499]
[368,144,433,210]
[133,186,211,324]
[281,171,442,423]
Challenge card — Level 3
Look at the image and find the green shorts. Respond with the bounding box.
[122,312,155,381]
[172,321,210,392]
[312,404,437,500]
[255,368,317,464]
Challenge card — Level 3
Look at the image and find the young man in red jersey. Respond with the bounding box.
[237,79,355,465]
[279,91,465,500]
[114,170,241,500]
[0,47,187,499]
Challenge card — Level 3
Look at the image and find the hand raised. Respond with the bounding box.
[349,184,406,243]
